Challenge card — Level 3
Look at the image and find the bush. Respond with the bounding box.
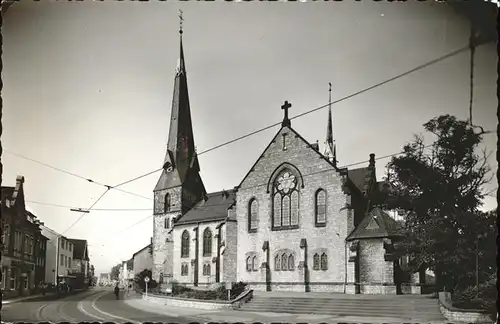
[452,275,496,319]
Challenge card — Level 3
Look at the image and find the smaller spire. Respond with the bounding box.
[324,82,337,165]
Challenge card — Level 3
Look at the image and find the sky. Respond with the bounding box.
[2,1,497,276]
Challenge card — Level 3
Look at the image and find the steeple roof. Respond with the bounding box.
[155,29,199,191]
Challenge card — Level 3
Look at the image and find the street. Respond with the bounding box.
[1,288,198,323]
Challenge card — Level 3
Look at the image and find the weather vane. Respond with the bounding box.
[179,10,184,34]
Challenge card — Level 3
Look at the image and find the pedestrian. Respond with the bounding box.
[114,283,120,300]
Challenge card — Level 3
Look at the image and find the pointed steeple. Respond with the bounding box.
[324,82,337,166]
[155,11,199,191]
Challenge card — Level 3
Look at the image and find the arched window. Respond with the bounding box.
[275,255,281,271]
[181,264,188,276]
[288,254,295,271]
[321,253,328,271]
[164,193,171,212]
[252,256,257,271]
[315,189,327,226]
[203,228,212,256]
[313,253,320,271]
[272,170,300,230]
[206,264,211,276]
[181,230,190,258]
[246,256,252,272]
[281,253,288,271]
[164,217,170,229]
[248,199,258,232]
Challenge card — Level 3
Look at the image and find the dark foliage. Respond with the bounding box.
[385,115,494,292]
[134,269,158,291]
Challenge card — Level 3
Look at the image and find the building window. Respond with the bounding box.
[272,170,299,230]
[68,257,72,268]
[281,253,288,270]
[288,254,295,271]
[60,254,64,266]
[315,189,327,226]
[203,228,212,256]
[164,217,170,229]
[313,253,320,270]
[246,256,252,272]
[181,230,189,258]
[248,198,258,233]
[2,225,10,249]
[181,264,188,276]
[1,267,7,289]
[274,255,280,271]
[69,243,72,252]
[203,264,211,276]
[252,256,258,271]
[164,193,171,212]
[320,253,328,271]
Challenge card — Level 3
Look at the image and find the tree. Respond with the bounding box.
[134,269,157,291]
[110,263,121,281]
[385,115,493,292]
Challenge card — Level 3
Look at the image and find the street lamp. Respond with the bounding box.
[70,208,90,213]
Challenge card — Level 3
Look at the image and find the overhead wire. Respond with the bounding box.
[15,42,491,237]
[112,42,477,190]
[4,149,152,201]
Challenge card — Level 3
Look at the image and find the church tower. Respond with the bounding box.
[152,13,206,283]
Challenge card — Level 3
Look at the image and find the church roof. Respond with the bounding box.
[155,31,199,192]
[175,189,236,225]
[346,206,403,241]
[347,167,370,194]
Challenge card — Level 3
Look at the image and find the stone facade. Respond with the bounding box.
[236,126,353,293]
[151,30,408,295]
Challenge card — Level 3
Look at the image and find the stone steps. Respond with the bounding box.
[238,295,446,321]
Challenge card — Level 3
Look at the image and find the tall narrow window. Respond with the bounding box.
[288,254,295,271]
[248,199,258,232]
[164,193,171,212]
[206,264,211,276]
[252,256,257,271]
[164,217,170,229]
[203,228,212,256]
[272,169,300,230]
[315,189,327,226]
[313,253,320,270]
[281,253,288,271]
[181,230,190,258]
[273,194,281,228]
[275,255,281,271]
[321,253,328,271]
[246,256,252,272]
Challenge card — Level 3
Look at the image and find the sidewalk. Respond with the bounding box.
[2,288,89,305]
[123,293,452,324]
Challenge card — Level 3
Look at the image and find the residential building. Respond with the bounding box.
[40,225,75,286]
[99,272,110,286]
[132,242,153,278]
[151,28,426,295]
[69,239,90,289]
[1,176,48,297]
[119,259,134,287]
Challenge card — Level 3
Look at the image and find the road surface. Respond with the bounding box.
[1,287,198,323]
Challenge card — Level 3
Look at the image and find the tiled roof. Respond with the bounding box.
[347,167,369,193]
[346,206,403,241]
[175,189,236,225]
[69,238,89,261]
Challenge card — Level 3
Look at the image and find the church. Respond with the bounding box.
[151,26,424,295]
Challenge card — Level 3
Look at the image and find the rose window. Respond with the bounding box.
[276,172,296,194]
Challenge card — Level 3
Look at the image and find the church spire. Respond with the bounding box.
[324,82,337,166]
[155,11,199,191]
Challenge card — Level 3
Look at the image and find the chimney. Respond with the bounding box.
[16,175,25,184]
[369,153,375,168]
